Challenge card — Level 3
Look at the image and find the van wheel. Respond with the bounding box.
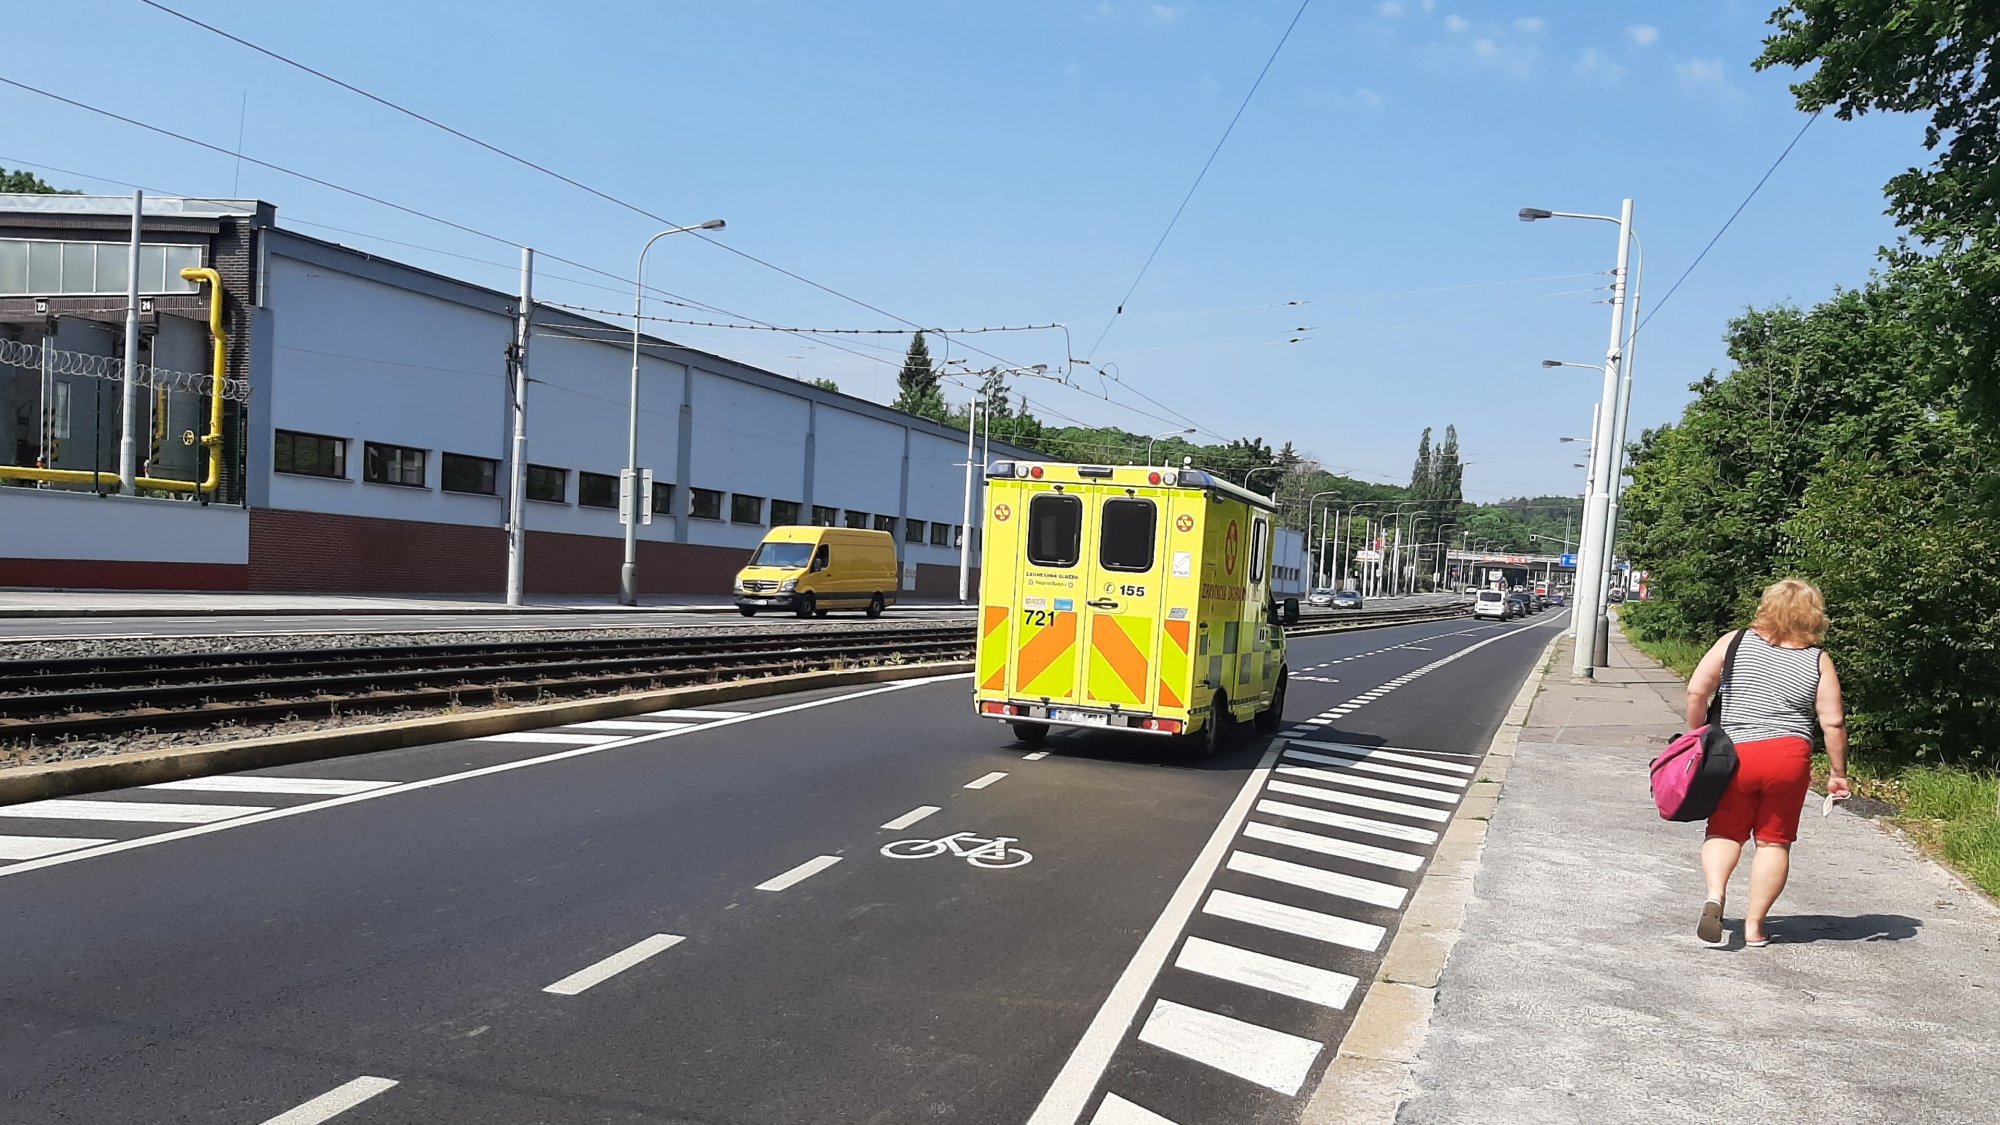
[1254,669,1287,734]
[866,593,885,618]
[1010,721,1048,745]
[795,594,816,619]
[1186,695,1228,758]
[738,606,758,618]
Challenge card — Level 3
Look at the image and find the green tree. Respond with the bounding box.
[892,331,947,421]
[806,376,841,393]
[1408,427,1434,498]
[0,167,76,194]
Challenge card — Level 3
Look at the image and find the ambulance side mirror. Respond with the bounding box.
[1281,598,1300,627]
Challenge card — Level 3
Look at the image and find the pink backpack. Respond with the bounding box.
[1648,630,1745,822]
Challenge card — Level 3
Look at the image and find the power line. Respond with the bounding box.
[1639,109,1822,330]
[1083,0,1313,362]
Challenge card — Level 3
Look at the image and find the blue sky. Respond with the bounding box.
[2,1,1929,500]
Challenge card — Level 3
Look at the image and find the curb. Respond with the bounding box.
[1299,629,1565,1125]
[0,660,971,806]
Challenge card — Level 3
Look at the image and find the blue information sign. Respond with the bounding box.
[1559,553,1577,569]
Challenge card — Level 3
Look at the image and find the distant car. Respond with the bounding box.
[1506,591,1535,616]
[1332,590,1364,609]
[1607,587,1628,604]
[1549,590,1566,606]
[1306,589,1336,608]
[1472,589,1513,620]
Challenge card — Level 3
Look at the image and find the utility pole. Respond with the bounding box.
[1572,198,1631,678]
[117,190,142,494]
[506,247,532,607]
[957,384,983,603]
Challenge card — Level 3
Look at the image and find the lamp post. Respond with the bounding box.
[959,363,1046,603]
[1304,490,1339,588]
[1147,428,1195,466]
[1336,501,1382,591]
[1522,200,1635,675]
[621,218,725,606]
[1243,462,1286,492]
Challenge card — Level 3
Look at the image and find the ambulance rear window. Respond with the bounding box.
[1099,499,1156,572]
[1026,494,1082,567]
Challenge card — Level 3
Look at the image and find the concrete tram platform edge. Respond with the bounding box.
[0,660,972,807]
[1298,628,1562,1125]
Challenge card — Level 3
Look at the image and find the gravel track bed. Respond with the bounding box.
[0,620,958,665]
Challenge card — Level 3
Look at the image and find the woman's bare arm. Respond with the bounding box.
[1684,634,1734,729]
[1818,652,1851,797]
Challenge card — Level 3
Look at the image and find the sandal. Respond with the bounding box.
[1698,899,1726,946]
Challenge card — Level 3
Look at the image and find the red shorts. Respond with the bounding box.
[1705,736,1813,846]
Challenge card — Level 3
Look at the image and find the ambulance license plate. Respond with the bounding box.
[1053,710,1110,727]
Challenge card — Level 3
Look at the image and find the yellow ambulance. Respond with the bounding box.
[973,460,1296,753]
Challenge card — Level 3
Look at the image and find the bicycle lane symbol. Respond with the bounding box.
[880,832,1033,870]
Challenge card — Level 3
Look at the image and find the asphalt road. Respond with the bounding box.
[0,606,1567,1125]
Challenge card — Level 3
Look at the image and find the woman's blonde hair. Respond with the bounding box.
[1752,578,1828,647]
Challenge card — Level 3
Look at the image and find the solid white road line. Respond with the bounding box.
[881,805,941,831]
[1136,998,1323,1095]
[258,1076,399,1125]
[1255,799,1440,845]
[1204,889,1386,951]
[543,934,685,996]
[1025,743,1283,1125]
[1089,1093,1181,1125]
[0,799,271,824]
[1289,740,1478,774]
[570,720,695,732]
[1275,765,1461,804]
[473,731,618,744]
[1023,750,1051,761]
[641,708,750,720]
[1175,934,1358,1010]
[1243,821,1423,872]
[146,777,395,796]
[1227,850,1408,909]
[964,771,1009,789]
[1265,779,1452,823]
[756,854,842,891]
[0,835,115,860]
[1283,748,1469,788]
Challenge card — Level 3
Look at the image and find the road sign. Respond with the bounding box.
[619,468,654,526]
[1355,549,1383,562]
[1559,553,1577,568]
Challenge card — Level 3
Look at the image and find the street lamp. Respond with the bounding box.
[1243,461,1286,491]
[621,218,726,606]
[1521,198,1639,675]
[959,364,1047,603]
[1147,428,1196,465]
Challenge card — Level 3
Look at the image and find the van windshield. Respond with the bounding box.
[749,542,815,569]
[1478,591,1504,602]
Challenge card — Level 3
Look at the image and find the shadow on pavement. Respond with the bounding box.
[1019,726,1387,773]
[1771,913,1923,944]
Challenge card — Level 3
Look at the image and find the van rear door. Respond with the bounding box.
[1078,488,1167,714]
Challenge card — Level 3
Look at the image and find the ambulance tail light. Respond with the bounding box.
[980,701,1025,717]
[1028,465,1044,479]
[1141,718,1184,734]
[1147,471,1161,485]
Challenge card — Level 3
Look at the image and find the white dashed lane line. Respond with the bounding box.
[542,934,686,996]
[258,1076,399,1125]
[880,806,941,831]
[754,855,843,892]
[964,771,1009,790]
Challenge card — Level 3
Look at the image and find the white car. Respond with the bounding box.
[1471,589,1513,620]
[1306,589,1336,607]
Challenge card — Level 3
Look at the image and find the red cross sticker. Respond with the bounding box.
[993,503,1012,522]
[1224,521,1241,574]
[1175,514,1195,533]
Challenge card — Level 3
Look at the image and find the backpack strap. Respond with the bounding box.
[1708,628,1749,728]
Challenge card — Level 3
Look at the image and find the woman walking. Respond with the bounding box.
[1682,578,1850,947]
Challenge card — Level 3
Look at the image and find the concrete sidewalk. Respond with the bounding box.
[1321,625,2000,1125]
[0,591,973,617]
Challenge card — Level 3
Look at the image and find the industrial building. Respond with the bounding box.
[0,193,1031,595]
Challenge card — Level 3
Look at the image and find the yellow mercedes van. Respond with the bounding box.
[734,526,900,618]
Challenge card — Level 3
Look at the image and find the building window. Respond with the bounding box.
[812,505,837,527]
[651,481,675,515]
[845,509,870,529]
[363,442,427,488]
[771,500,802,526]
[50,381,72,440]
[731,493,764,525]
[1026,494,1082,568]
[578,471,620,509]
[905,518,926,545]
[874,514,896,534]
[0,238,202,296]
[526,464,567,503]
[691,487,724,520]
[441,452,497,495]
[1099,499,1157,572]
[931,522,951,547]
[273,430,346,479]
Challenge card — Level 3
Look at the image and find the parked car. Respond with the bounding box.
[1332,590,1363,609]
[1306,589,1336,608]
[1472,589,1513,620]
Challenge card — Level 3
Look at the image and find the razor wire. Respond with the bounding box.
[0,337,250,402]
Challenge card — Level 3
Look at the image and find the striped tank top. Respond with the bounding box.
[1718,630,1822,743]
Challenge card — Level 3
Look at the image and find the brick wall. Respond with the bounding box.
[0,558,247,590]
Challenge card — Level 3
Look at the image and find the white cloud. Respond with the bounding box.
[1148,3,1182,24]
[1570,46,1626,88]
[1444,13,1468,32]
[1380,0,1406,17]
[1421,0,1436,10]
[1676,56,1729,87]
[1625,24,1659,47]
[1471,37,1498,58]
[1318,86,1388,110]
[1513,16,1544,33]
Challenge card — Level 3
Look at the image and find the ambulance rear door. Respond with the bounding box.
[1078,485,1170,716]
